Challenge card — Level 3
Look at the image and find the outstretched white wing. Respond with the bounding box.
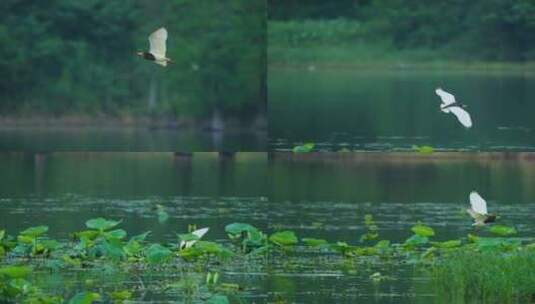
[449,106,472,128]
[435,88,456,106]
[469,191,488,215]
[180,227,209,249]
[148,27,167,58]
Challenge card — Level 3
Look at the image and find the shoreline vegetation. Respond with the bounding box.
[268,19,535,71]
[1,216,534,302]
[271,151,535,163]
[0,114,267,131]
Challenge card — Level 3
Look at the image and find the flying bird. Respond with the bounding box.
[137,27,171,67]
[435,88,472,128]
[466,191,497,226]
[179,227,209,250]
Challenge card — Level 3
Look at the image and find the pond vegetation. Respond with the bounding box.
[1,214,533,303]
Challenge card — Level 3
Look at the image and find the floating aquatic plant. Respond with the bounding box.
[412,145,434,154]
[0,216,533,303]
[292,143,315,153]
[269,231,298,247]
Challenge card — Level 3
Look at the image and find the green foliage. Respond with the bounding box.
[2,216,534,303]
[179,241,233,260]
[411,223,435,237]
[68,292,101,304]
[0,0,265,121]
[475,237,522,253]
[292,143,315,153]
[302,238,328,247]
[177,233,200,243]
[360,214,379,242]
[432,250,535,303]
[431,240,462,249]
[489,225,517,236]
[269,231,298,246]
[225,223,267,253]
[412,145,434,154]
[270,1,535,63]
[109,290,132,303]
[225,223,258,236]
[0,266,32,279]
[404,234,429,248]
[19,226,49,238]
[85,218,122,232]
[145,244,172,265]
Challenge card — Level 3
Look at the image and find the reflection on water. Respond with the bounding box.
[269,69,535,151]
[0,152,267,198]
[0,127,266,152]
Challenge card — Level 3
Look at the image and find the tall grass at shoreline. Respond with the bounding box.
[431,249,535,303]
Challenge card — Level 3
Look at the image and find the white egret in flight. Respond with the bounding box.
[137,27,171,67]
[179,227,209,250]
[466,191,497,226]
[435,88,472,128]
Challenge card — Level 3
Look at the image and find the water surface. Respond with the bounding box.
[2,152,535,302]
[267,152,535,303]
[269,69,535,151]
[0,127,266,152]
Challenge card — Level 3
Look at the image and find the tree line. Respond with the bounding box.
[0,0,265,123]
[269,0,535,61]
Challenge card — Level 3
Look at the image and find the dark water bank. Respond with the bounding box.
[270,151,535,162]
[0,126,266,152]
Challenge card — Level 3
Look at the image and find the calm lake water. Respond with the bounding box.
[0,127,266,152]
[268,152,535,303]
[269,68,535,152]
[2,152,535,302]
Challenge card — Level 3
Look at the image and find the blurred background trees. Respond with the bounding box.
[269,0,535,62]
[0,0,265,126]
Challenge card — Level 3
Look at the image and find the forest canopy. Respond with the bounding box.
[0,0,266,122]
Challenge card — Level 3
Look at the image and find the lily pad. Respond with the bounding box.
[225,223,259,236]
[292,143,315,153]
[177,233,200,242]
[0,265,32,278]
[269,231,298,246]
[20,225,49,238]
[85,218,122,231]
[431,240,462,248]
[489,225,517,236]
[404,234,429,247]
[106,229,127,240]
[130,231,151,242]
[68,292,101,304]
[145,244,172,264]
[411,223,435,237]
[302,238,328,247]
[412,145,434,154]
[110,290,132,302]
